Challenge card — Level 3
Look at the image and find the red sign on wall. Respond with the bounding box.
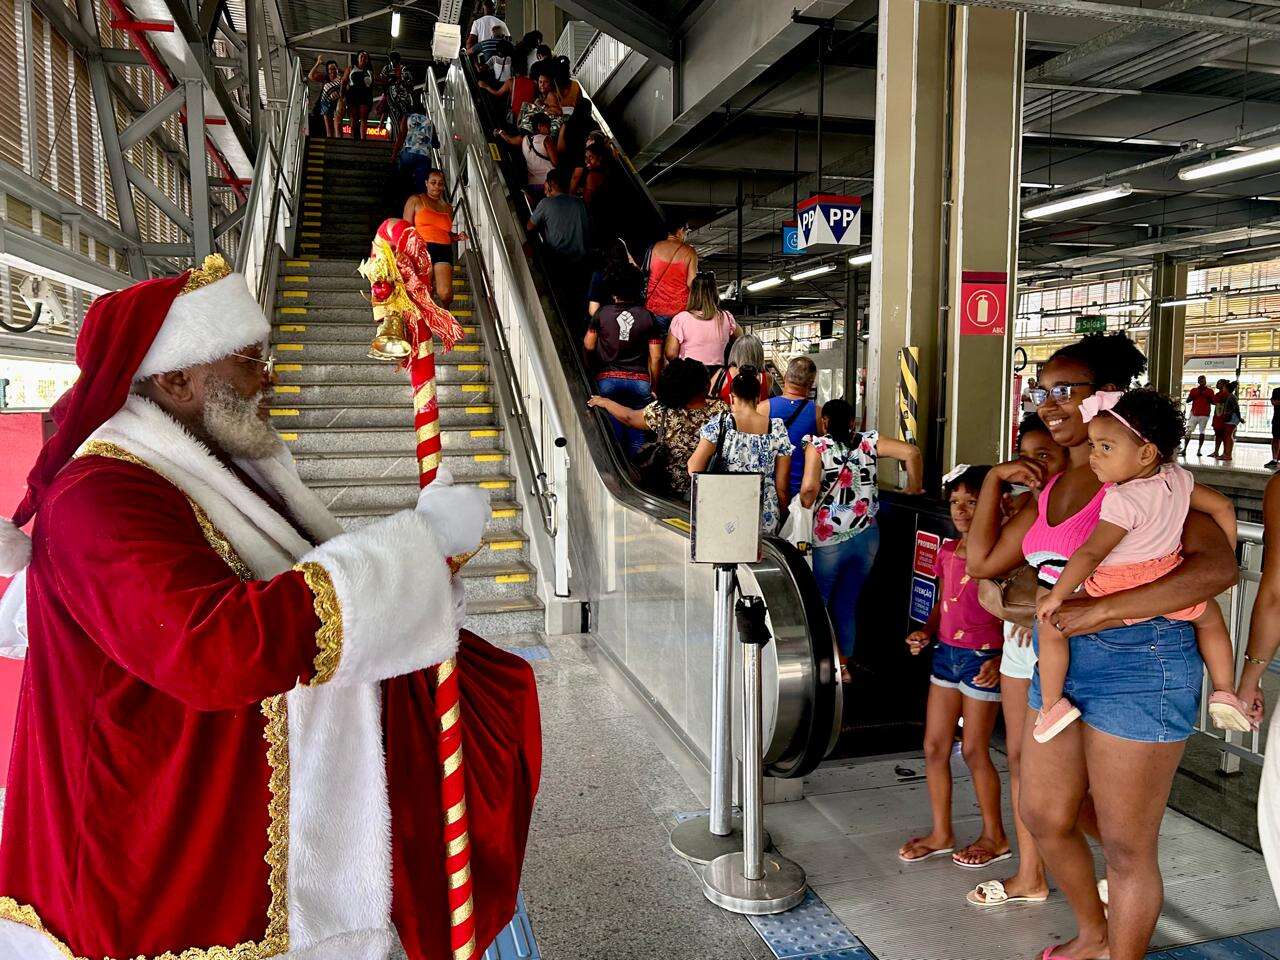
[959,271,1008,336]
[913,530,941,578]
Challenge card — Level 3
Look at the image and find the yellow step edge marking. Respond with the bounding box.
[664,517,692,533]
[273,385,301,394]
[465,411,495,419]
[492,508,516,519]
[479,480,510,490]
[269,409,299,417]
[279,324,307,333]
[277,344,304,352]
[452,310,473,318]
[278,432,298,442]
[280,307,307,315]
[282,290,309,298]
[495,573,530,584]
[487,540,523,551]
[474,454,503,463]
[458,363,485,371]
[285,260,312,268]
[302,243,319,250]
[453,343,480,352]
[283,276,310,284]
[460,384,487,393]
[301,231,321,239]
[275,363,303,373]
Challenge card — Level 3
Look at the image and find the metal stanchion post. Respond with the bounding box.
[671,564,752,863]
[702,596,806,915]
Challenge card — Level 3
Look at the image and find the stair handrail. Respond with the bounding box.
[423,75,572,598]
[235,56,306,309]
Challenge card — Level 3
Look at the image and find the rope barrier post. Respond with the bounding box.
[702,596,807,915]
[670,563,754,864]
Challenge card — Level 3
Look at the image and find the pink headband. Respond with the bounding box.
[1079,390,1146,442]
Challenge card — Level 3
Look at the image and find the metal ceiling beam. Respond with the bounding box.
[614,0,849,171]
[551,0,675,67]
[292,40,435,60]
[125,160,196,235]
[925,0,1280,40]
[119,84,187,151]
[287,0,425,43]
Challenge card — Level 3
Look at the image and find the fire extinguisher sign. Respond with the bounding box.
[959,271,1008,337]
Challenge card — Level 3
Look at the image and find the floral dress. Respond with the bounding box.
[805,431,879,547]
[698,413,795,533]
[643,399,728,496]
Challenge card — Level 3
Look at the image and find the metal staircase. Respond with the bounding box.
[267,135,545,636]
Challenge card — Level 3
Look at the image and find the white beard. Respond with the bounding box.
[202,377,281,460]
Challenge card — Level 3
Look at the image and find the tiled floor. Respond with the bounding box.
[1179,443,1278,474]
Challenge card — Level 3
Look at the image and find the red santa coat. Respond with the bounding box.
[0,396,540,960]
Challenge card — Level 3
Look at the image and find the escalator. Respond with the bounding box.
[427,59,929,777]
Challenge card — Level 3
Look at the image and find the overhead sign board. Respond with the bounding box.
[796,194,861,250]
[781,221,801,256]
[959,271,1008,336]
[1075,314,1107,335]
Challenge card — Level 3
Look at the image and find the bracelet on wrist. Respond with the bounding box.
[1245,654,1270,667]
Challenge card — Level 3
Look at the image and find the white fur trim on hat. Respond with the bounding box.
[0,519,31,577]
[134,273,270,380]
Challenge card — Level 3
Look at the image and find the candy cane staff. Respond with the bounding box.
[0,255,539,960]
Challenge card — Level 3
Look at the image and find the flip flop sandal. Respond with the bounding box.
[897,838,955,863]
[965,880,1050,907]
[952,845,1013,870]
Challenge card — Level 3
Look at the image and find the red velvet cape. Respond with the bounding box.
[0,455,539,959]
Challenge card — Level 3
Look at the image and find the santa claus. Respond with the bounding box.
[0,256,540,960]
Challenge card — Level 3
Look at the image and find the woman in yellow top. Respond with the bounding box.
[402,168,469,308]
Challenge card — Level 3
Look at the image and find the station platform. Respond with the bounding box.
[461,630,1280,960]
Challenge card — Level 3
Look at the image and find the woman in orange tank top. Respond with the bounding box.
[402,168,468,307]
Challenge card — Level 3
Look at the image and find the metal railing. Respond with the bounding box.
[424,70,572,598]
[1198,520,1271,768]
[235,57,307,310]
[551,23,633,96]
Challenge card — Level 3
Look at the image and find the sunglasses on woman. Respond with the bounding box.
[1026,381,1093,405]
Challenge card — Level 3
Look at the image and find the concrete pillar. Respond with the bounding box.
[1147,256,1188,397]
[866,0,947,483]
[943,6,1025,468]
[866,0,1024,484]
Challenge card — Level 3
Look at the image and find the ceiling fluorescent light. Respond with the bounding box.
[390,9,401,36]
[1023,183,1133,219]
[746,276,784,292]
[848,252,872,266]
[1097,303,1144,315]
[792,264,836,281]
[1159,294,1212,308]
[1178,143,1280,181]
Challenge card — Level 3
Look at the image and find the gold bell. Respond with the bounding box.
[368,313,412,361]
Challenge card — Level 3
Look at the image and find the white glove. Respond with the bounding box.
[415,481,489,558]
[452,575,468,626]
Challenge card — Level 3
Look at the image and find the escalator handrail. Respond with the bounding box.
[443,61,839,778]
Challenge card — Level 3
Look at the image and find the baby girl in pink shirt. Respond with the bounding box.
[1033,388,1250,742]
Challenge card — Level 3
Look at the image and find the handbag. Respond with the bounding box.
[705,414,733,474]
[977,563,1039,628]
[780,440,855,556]
[634,407,672,495]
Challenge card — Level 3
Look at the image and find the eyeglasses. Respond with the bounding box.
[230,351,277,379]
[1027,381,1093,405]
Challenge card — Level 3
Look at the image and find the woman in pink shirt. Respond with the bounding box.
[664,272,738,370]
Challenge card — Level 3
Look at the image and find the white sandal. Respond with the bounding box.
[965,879,1050,907]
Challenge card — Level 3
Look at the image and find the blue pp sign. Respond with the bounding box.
[909,576,936,624]
[781,224,801,255]
[796,194,862,249]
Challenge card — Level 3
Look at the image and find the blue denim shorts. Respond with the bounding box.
[931,642,1002,702]
[1029,618,1202,743]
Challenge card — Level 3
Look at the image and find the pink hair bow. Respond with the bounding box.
[1079,390,1145,441]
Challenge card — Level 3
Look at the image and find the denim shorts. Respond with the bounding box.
[931,642,1002,702]
[1029,618,1202,743]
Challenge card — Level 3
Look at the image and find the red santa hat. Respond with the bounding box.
[0,255,269,575]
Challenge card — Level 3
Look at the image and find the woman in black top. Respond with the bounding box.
[344,51,375,140]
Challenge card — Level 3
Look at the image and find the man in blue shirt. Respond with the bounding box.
[760,356,817,499]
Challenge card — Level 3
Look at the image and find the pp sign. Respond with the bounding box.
[796,194,861,249]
